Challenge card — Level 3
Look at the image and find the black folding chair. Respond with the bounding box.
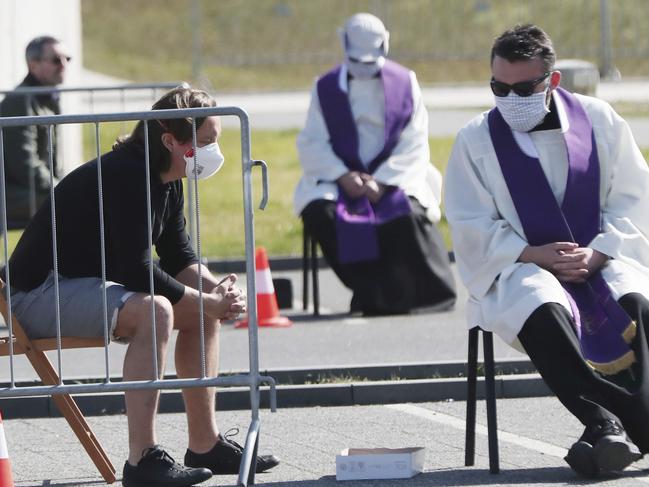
[302,224,320,316]
[465,326,500,474]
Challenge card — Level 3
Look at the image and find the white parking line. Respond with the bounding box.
[386,403,649,483]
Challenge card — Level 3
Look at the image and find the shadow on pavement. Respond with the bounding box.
[255,466,626,486]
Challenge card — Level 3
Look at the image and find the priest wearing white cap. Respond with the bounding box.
[294,13,456,315]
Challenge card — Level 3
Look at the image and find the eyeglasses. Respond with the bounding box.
[40,55,72,66]
[490,72,550,97]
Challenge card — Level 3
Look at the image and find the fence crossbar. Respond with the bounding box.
[0,82,187,98]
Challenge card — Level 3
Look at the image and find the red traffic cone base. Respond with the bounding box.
[235,247,292,329]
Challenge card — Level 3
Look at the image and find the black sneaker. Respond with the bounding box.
[184,428,280,475]
[565,420,642,478]
[122,445,213,487]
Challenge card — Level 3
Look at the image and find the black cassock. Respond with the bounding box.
[302,196,456,315]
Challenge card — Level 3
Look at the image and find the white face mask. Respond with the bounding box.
[183,142,225,180]
[494,89,551,132]
[345,56,385,80]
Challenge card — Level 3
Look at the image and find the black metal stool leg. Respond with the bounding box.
[302,225,310,311]
[310,235,319,316]
[483,330,500,474]
[465,327,479,466]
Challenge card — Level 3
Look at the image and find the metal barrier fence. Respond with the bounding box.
[0,106,276,486]
[0,82,186,114]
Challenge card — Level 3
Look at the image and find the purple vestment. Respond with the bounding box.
[316,60,414,263]
[488,87,636,375]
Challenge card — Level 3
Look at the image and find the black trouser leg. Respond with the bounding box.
[518,303,619,429]
[301,198,456,313]
[519,297,649,452]
[614,293,649,452]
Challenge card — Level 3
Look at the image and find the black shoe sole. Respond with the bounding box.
[594,435,642,473]
[565,441,598,479]
[122,476,212,487]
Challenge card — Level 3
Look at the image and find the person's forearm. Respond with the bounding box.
[175,263,220,293]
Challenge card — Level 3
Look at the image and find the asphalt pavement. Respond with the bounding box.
[7,397,649,486]
[214,79,649,146]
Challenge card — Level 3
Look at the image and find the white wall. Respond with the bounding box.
[0,0,82,172]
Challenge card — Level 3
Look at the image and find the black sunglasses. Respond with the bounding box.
[41,55,72,66]
[490,72,550,97]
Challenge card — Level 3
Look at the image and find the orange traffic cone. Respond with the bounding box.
[0,413,14,487]
[235,247,292,328]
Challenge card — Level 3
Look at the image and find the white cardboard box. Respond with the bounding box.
[335,447,425,481]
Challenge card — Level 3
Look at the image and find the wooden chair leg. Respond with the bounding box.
[465,327,478,466]
[483,330,500,474]
[0,279,115,481]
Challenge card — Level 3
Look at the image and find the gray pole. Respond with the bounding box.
[191,0,202,82]
[599,0,615,79]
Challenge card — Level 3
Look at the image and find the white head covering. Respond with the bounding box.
[339,13,389,62]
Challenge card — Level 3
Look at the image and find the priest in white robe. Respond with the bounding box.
[294,13,456,315]
[445,24,649,478]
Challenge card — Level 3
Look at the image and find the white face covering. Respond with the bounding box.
[345,56,385,80]
[183,142,225,180]
[494,89,551,132]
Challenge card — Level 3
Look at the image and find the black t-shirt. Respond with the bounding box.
[6,144,197,303]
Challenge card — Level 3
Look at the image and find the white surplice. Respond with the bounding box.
[445,91,649,348]
[293,63,442,222]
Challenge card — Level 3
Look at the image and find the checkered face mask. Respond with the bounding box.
[494,89,550,132]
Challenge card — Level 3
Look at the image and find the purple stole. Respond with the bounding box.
[488,87,636,375]
[316,60,414,263]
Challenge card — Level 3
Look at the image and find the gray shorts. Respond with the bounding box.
[9,272,134,345]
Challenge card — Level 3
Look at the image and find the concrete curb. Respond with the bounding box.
[0,360,549,420]
[0,374,551,419]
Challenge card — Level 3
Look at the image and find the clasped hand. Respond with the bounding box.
[519,242,608,283]
[206,274,246,320]
[337,171,386,203]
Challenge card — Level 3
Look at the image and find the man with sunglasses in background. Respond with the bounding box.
[0,35,70,227]
[446,24,649,478]
[294,13,456,316]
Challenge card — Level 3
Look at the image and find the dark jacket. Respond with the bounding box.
[0,74,62,219]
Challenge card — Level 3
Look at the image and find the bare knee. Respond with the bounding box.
[116,294,174,341]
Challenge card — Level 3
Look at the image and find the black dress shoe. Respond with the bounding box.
[591,420,642,473]
[565,441,598,478]
[122,445,212,487]
[185,428,280,475]
[565,419,642,478]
